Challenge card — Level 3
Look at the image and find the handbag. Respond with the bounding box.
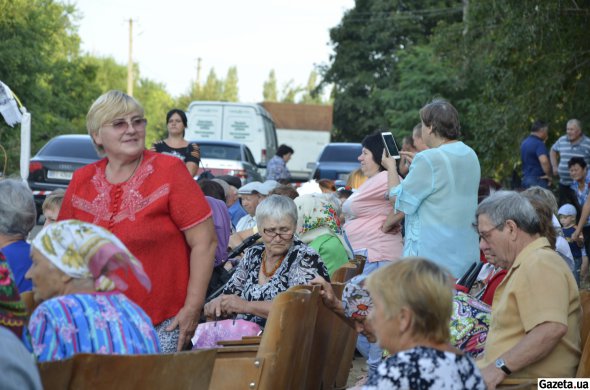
[449,291,491,359]
[191,318,262,349]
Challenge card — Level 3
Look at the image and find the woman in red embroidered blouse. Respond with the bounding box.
[59,90,217,353]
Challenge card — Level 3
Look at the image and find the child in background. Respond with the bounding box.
[41,189,65,226]
[558,203,588,286]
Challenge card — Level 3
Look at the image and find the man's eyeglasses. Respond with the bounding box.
[475,222,505,242]
[263,229,294,240]
[105,117,147,131]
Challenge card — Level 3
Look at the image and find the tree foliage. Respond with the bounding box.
[322,0,590,180]
[0,0,174,175]
[263,70,278,102]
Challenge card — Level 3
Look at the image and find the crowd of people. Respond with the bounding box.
[0,90,587,389]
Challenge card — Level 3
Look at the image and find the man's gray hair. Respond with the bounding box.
[256,195,298,229]
[476,190,540,235]
[568,118,583,132]
[0,178,36,238]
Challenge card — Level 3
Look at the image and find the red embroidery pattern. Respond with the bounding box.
[72,155,170,226]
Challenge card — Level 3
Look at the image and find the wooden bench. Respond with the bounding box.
[38,349,217,389]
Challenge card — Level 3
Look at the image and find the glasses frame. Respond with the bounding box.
[262,228,294,240]
[476,222,505,242]
[104,116,148,131]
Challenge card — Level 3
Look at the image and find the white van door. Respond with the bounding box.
[185,104,223,140]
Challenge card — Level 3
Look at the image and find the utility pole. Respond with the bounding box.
[196,57,202,88]
[127,19,134,96]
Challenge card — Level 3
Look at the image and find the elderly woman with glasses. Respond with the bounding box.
[58,90,217,353]
[23,220,160,362]
[204,195,330,327]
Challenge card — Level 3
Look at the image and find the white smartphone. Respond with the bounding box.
[381,132,400,159]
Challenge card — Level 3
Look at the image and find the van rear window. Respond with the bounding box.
[200,144,241,161]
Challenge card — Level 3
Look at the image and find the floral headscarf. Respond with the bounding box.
[31,220,151,292]
[342,274,373,320]
[0,252,27,337]
[295,194,353,259]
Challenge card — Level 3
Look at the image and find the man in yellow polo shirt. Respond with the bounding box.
[475,191,581,390]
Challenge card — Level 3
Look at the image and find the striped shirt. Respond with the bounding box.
[23,292,160,362]
[551,135,590,185]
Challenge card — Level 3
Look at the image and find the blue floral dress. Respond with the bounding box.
[24,292,160,362]
[363,346,485,390]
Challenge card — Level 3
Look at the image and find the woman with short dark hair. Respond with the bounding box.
[266,144,294,182]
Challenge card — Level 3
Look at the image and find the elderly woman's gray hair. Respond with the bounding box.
[476,190,540,235]
[256,195,298,228]
[0,178,37,238]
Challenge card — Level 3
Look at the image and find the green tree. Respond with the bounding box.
[200,69,223,101]
[263,70,278,102]
[320,0,463,141]
[300,70,324,104]
[432,1,590,178]
[222,66,239,102]
[0,0,97,174]
[280,80,303,103]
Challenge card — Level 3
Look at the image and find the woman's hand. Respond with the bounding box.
[400,151,416,165]
[204,296,223,320]
[219,294,246,316]
[166,305,201,351]
[381,149,397,171]
[310,276,343,314]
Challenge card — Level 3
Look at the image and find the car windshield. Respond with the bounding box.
[39,137,100,160]
[200,144,241,161]
[320,146,362,162]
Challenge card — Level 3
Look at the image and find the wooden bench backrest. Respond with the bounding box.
[38,349,217,390]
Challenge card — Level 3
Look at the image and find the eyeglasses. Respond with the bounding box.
[104,117,147,131]
[262,229,294,240]
[476,222,505,242]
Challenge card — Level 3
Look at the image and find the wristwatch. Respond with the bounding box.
[495,358,512,375]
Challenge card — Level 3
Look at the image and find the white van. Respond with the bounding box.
[185,102,278,165]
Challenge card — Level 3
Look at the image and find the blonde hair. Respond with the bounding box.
[366,258,453,344]
[346,168,367,189]
[86,90,144,156]
[42,189,65,212]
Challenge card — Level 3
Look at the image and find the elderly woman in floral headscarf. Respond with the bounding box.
[295,194,353,276]
[23,220,160,362]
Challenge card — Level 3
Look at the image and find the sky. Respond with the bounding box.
[73,0,355,103]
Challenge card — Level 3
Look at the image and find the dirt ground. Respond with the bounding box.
[346,353,368,388]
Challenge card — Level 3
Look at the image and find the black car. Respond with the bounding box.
[309,143,362,181]
[28,134,100,216]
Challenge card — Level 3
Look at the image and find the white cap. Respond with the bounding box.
[558,204,577,216]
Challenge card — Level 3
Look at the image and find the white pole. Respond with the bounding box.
[20,107,31,180]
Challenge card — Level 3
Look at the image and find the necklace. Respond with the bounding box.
[261,250,285,278]
[107,155,142,183]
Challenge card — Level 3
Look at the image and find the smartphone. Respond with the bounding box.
[381,132,400,159]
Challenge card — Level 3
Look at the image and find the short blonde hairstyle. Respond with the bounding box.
[86,90,144,156]
[366,258,453,344]
[346,168,367,189]
[42,189,65,212]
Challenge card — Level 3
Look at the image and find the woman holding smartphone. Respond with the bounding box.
[382,99,481,279]
[341,131,404,375]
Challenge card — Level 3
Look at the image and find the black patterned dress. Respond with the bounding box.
[222,240,329,326]
[363,346,486,390]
